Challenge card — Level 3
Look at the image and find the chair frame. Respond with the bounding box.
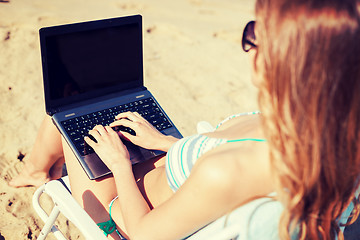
[33,176,108,240]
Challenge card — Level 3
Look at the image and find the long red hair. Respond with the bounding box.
[255,0,360,239]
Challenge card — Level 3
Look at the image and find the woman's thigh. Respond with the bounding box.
[143,164,174,208]
[62,138,119,220]
[120,154,173,208]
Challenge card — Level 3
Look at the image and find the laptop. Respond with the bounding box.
[39,15,182,180]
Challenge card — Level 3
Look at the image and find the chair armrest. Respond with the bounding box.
[44,178,108,240]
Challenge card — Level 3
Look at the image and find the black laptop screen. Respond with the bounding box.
[40,15,143,113]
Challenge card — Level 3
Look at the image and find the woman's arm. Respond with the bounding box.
[111,152,242,240]
[123,153,243,240]
[85,124,272,240]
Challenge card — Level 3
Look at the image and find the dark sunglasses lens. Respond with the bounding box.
[242,21,256,52]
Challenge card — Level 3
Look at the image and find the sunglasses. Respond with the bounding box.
[242,21,257,52]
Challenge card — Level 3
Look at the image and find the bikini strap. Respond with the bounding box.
[97,196,121,237]
[215,111,261,130]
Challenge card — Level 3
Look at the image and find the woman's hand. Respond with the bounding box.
[110,111,178,151]
[84,125,130,170]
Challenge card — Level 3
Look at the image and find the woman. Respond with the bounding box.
[11,0,360,239]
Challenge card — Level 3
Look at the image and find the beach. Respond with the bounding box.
[0,0,256,239]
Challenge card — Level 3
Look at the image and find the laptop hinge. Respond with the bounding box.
[47,108,60,116]
[47,86,147,116]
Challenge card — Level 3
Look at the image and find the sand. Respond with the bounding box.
[0,0,256,239]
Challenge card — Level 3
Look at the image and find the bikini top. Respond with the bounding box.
[165,112,266,192]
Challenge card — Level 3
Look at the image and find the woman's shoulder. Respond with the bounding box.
[193,144,274,199]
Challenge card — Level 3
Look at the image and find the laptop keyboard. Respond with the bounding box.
[61,97,173,156]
